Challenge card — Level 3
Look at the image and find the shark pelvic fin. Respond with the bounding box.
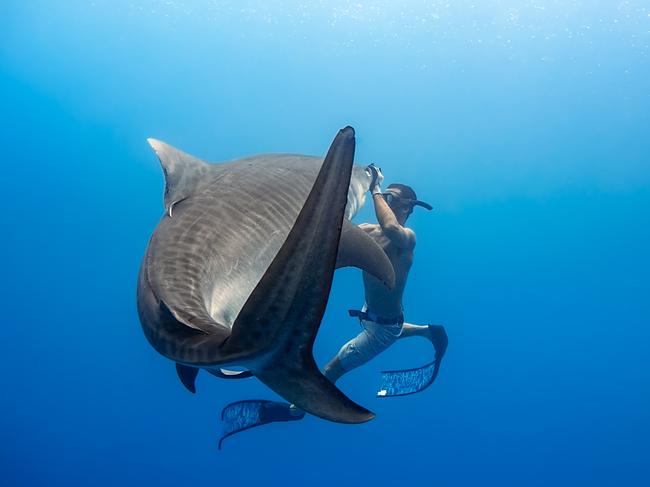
[176,363,199,393]
[222,126,375,423]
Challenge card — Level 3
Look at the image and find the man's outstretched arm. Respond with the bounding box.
[367,165,416,250]
[371,193,415,249]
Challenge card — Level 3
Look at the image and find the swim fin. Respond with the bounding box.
[376,325,448,397]
[218,400,305,449]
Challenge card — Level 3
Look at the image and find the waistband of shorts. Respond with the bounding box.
[348,308,404,325]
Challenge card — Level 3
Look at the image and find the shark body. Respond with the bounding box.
[137,127,394,423]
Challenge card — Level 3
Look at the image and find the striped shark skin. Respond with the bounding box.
[136,127,394,423]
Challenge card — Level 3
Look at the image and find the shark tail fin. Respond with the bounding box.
[253,354,374,423]
[222,126,374,424]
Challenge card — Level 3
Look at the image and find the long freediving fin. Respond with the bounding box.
[377,325,448,397]
[218,400,304,450]
[222,126,374,424]
[336,219,395,290]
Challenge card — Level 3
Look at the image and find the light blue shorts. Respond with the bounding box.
[335,314,403,373]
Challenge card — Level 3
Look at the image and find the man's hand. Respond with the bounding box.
[366,163,384,195]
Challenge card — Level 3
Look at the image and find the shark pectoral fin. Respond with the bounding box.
[147,138,209,216]
[176,363,199,393]
[254,355,374,423]
[336,219,395,289]
[222,126,375,423]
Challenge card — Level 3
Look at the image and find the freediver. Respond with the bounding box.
[321,164,448,389]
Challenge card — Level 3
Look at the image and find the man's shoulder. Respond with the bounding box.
[386,224,417,250]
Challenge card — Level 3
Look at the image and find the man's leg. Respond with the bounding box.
[323,355,348,383]
[321,329,373,384]
[323,320,403,383]
[400,322,447,351]
[399,322,430,339]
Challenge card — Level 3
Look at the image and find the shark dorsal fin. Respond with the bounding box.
[147,138,209,217]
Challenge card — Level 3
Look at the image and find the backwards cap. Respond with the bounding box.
[385,183,433,211]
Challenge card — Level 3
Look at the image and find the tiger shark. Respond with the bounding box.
[136,127,394,424]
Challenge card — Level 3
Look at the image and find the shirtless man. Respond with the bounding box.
[322,165,447,385]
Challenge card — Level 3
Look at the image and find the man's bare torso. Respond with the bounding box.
[359,223,414,318]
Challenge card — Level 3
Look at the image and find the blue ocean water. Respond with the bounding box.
[2,1,649,486]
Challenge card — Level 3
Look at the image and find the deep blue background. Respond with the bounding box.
[2,2,649,486]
